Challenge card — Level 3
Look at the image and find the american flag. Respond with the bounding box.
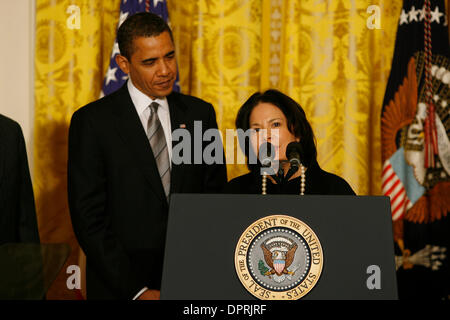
[381,0,448,222]
[381,150,422,221]
[381,0,449,299]
[101,0,180,97]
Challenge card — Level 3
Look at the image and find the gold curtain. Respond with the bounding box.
[168,0,402,195]
[35,0,402,298]
[34,0,120,299]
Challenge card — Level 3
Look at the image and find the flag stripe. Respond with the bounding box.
[381,166,395,183]
[381,159,412,220]
[391,188,406,206]
[391,190,406,211]
[392,205,405,220]
[385,179,401,196]
[382,162,393,176]
[390,182,404,200]
[382,171,397,190]
[392,197,406,214]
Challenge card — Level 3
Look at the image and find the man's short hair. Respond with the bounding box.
[117,12,174,60]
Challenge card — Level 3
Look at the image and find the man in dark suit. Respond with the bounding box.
[67,13,227,299]
[0,114,40,245]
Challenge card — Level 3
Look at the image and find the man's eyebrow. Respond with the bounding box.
[165,50,175,57]
[140,50,175,64]
[141,57,157,64]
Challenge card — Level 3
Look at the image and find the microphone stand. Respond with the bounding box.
[278,160,299,183]
[284,165,299,181]
[273,166,284,184]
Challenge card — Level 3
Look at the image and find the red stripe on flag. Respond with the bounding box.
[390,187,405,204]
[393,197,409,220]
[392,197,407,216]
[382,171,396,189]
[385,179,401,196]
[392,207,405,221]
[382,163,392,176]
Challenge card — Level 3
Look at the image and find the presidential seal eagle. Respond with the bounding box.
[261,236,298,276]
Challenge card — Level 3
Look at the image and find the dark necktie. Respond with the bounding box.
[147,102,170,200]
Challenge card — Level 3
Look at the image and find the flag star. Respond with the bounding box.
[418,7,426,21]
[433,94,440,102]
[400,9,409,25]
[111,41,120,58]
[430,6,443,23]
[441,100,448,108]
[118,11,129,28]
[105,67,118,86]
[153,0,164,7]
[409,6,419,22]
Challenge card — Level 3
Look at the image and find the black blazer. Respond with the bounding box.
[68,84,227,299]
[0,114,39,245]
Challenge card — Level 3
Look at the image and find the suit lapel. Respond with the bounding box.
[110,85,166,203]
[167,92,188,194]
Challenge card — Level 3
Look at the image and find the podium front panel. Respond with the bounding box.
[161,194,397,300]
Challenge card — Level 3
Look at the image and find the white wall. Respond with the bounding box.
[0,0,35,172]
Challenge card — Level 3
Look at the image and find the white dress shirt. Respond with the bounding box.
[127,79,172,167]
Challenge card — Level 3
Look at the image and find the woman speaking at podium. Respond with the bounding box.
[225,89,355,196]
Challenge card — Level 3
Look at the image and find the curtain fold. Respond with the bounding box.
[168,1,263,178]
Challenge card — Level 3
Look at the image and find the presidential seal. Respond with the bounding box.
[235,215,323,300]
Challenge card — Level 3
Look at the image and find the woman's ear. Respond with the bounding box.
[289,124,299,141]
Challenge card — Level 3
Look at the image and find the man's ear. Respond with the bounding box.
[115,54,130,74]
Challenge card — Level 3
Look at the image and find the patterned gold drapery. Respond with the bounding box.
[34,0,120,299]
[34,0,401,298]
[168,0,402,194]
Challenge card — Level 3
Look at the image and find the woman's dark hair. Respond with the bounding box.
[117,12,173,60]
[235,89,317,169]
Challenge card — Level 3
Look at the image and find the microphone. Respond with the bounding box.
[285,142,303,180]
